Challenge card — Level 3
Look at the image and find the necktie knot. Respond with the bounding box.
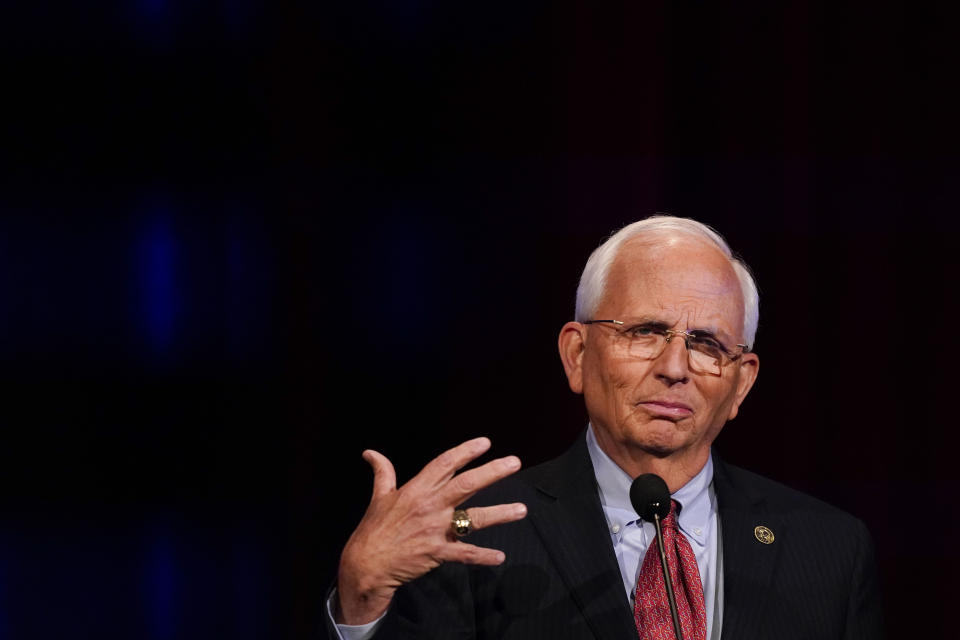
[661,499,680,532]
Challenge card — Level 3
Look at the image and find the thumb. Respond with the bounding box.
[362,449,397,499]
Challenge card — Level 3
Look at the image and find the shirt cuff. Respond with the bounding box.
[325,588,386,640]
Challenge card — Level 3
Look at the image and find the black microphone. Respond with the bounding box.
[630,473,683,640]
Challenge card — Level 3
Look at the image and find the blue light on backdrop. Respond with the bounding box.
[360,215,432,348]
[0,546,8,640]
[130,0,259,45]
[130,0,174,49]
[146,530,176,640]
[137,0,169,20]
[220,0,258,38]
[224,212,270,363]
[227,527,264,639]
[138,209,179,361]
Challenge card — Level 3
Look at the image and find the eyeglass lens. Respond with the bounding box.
[621,332,724,375]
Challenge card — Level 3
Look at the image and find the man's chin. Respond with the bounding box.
[626,419,689,457]
[638,442,678,458]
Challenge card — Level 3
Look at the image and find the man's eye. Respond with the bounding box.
[690,336,723,351]
[626,326,658,337]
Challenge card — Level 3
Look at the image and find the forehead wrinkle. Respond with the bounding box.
[630,303,726,338]
[673,300,733,339]
[641,287,738,340]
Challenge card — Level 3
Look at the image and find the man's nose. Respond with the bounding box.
[653,335,690,384]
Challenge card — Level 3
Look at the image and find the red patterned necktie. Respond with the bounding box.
[633,500,707,640]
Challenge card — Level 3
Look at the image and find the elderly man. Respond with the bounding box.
[327,216,883,639]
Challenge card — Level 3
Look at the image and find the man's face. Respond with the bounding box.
[560,233,759,470]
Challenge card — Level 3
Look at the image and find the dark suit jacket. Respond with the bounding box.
[338,434,883,639]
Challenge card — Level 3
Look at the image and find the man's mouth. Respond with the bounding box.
[637,400,693,419]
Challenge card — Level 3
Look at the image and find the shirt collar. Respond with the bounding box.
[585,423,714,542]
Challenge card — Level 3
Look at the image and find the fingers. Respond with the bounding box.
[362,449,397,499]
[442,542,507,566]
[438,504,527,566]
[415,437,492,488]
[443,455,522,504]
[465,503,527,531]
[363,437,519,507]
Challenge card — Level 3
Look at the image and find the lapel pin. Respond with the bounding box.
[754,525,775,544]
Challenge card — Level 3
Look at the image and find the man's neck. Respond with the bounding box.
[590,426,711,493]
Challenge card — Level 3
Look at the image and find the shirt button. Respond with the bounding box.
[693,527,703,536]
[611,524,621,534]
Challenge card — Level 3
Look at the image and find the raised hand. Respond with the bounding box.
[335,437,527,625]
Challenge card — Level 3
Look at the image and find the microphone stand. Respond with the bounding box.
[652,510,684,640]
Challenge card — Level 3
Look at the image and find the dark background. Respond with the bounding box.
[2,1,958,638]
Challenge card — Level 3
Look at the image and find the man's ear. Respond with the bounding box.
[558,322,587,394]
[727,352,759,421]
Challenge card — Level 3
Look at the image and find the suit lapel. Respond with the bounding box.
[525,435,638,640]
[714,459,784,640]
[518,440,788,639]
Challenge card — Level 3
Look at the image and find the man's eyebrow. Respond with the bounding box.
[628,317,717,333]
[626,317,671,328]
[687,326,721,337]
[625,317,734,341]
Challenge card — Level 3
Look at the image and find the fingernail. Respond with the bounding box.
[515,504,527,517]
[494,551,505,563]
[505,456,521,470]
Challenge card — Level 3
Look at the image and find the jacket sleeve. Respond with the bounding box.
[321,586,385,640]
[318,564,477,639]
[370,562,477,640]
[843,519,884,640]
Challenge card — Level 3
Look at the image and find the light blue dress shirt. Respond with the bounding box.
[330,426,724,640]
[586,424,723,640]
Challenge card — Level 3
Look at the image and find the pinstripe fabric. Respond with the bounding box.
[714,461,884,639]
[329,433,883,640]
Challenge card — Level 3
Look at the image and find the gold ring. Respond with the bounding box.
[451,509,472,537]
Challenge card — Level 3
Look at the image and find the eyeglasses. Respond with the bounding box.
[582,319,748,376]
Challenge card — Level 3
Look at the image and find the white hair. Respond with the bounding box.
[574,215,760,350]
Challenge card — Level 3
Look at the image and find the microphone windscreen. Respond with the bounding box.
[629,473,671,521]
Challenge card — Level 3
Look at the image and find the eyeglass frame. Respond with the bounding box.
[581,318,749,375]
